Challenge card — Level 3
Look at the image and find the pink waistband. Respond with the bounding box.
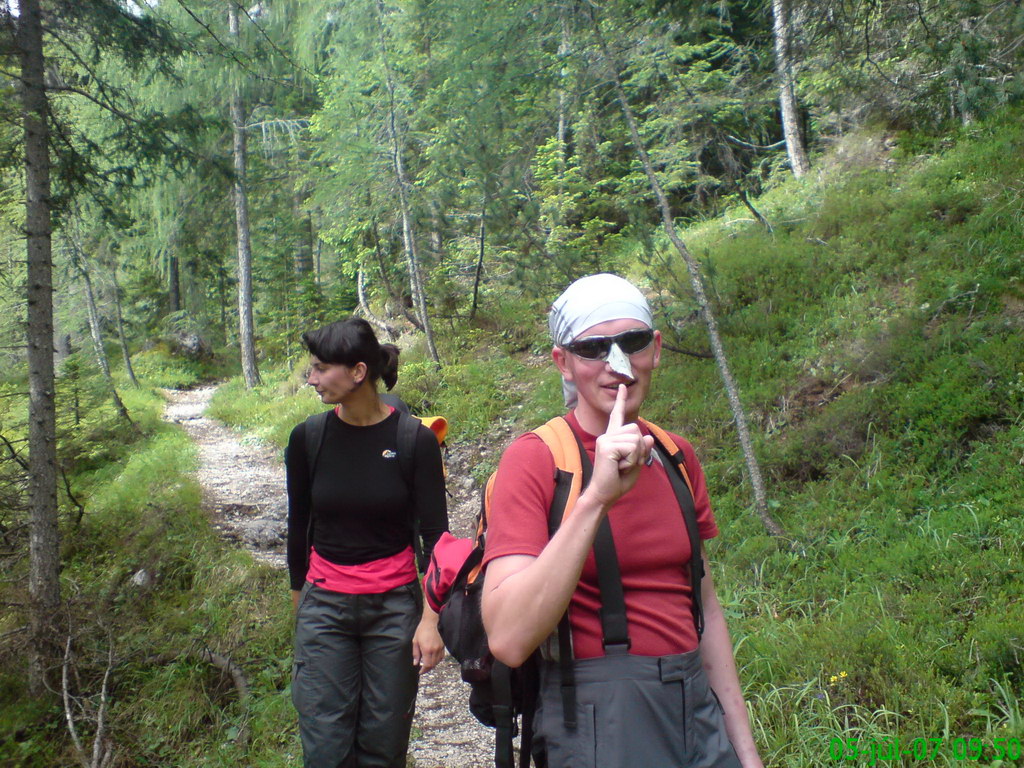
[307,546,418,594]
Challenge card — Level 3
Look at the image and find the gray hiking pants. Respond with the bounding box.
[535,649,742,768]
[292,581,421,768]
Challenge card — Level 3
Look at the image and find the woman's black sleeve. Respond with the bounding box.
[413,425,449,563]
[285,422,312,591]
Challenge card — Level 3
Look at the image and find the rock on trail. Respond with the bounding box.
[161,385,497,768]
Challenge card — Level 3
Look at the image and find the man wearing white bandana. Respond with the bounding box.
[482,274,763,767]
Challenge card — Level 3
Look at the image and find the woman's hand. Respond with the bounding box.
[412,612,445,674]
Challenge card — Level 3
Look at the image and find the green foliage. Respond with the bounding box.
[4,3,1024,762]
[129,343,234,389]
[630,109,1024,755]
[1,368,299,767]
[207,364,320,448]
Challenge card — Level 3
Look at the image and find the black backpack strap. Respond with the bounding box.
[518,657,538,768]
[395,410,426,572]
[568,428,631,653]
[380,391,410,414]
[301,410,332,576]
[491,661,515,768]
[650,435,705,638]
[547,454,578,731]
[304,410,331,482]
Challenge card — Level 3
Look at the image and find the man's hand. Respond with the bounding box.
[587,384,654,507]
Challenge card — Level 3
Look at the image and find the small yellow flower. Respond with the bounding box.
[829,675,838,684]
[840,671,848,678]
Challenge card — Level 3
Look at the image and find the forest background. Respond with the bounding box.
[1,0,1022,765]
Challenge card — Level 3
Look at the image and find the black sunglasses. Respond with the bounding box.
[563,328,655,361]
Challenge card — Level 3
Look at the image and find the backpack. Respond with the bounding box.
[302,395,447,573]
[423,416,704,768]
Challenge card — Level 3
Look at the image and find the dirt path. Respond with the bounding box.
[161,386,497,768]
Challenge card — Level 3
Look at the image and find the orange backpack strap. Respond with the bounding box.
[639,418,695,497]
[533,417,585,526]
[466,473,499,585]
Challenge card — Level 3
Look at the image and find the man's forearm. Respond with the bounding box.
[700,556,764,767]
[482,490,610,666]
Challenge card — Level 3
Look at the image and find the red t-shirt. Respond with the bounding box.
[482,411,718,658]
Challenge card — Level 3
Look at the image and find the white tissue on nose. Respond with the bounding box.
[606,343,635,381]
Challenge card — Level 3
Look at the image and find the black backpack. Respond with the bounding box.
[425,416,704,768]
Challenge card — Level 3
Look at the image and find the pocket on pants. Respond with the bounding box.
[290,658,307,713]
[688,677,741,768]
[540,700,596,768]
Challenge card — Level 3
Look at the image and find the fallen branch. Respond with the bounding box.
[63,636,116,768]
[737,188,773,233]
[195,647,251,710]
[148,646,251,749]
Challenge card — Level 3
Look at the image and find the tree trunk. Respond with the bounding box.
[109,266,139,388]
[17,0,63,697]
[470,196,486,321]
[356,266,398,341]
[557,11,570,190]
[429,201,443,264]
[168,252,181,313]
[229,2,261,389]
[218,266,229,345]
[373,0,440,365]
[75,256,134,427]
[772,0,809,178]
[369,216,421,331]
[293,188,314,278]
[591,14,786,540]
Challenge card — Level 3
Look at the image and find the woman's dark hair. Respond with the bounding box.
[301,318,400,391]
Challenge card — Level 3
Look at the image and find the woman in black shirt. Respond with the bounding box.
[286,318,448,768]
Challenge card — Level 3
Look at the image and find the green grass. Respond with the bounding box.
[3,108,1024,766]
[0,355,300,768]
[633,109,1024,761]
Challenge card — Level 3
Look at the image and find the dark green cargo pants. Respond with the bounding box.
[292,581,421,768]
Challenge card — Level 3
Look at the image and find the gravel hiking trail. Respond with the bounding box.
[162,385,498,768]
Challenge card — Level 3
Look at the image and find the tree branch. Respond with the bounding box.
[661,343,714,360]
[0,432,28,471]
[62,637,88,767]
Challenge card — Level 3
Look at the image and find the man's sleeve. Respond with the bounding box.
[481,433,558,566]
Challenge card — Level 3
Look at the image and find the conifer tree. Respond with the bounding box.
[228,1,261,387]
[772,0,809,177]
[590,5,785,538]
[4,0,188,696]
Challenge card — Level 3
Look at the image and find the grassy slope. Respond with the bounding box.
[1,365,298,766]
[213,111,1023,765]
[645,114,1024,763]
[3,111,1021,766]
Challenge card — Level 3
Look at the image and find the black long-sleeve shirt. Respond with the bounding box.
[285,409,448,591]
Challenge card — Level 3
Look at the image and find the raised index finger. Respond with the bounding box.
[606,383,627,433]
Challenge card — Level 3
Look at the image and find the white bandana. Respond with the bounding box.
[548,274,653,407]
